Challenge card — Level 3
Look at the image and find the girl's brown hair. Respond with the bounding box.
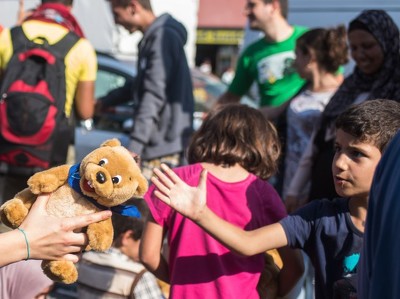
[296,25,349,74]
[187,104,280,180]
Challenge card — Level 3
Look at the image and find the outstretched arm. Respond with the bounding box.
[0,194,112,267]
[151,164,289,256]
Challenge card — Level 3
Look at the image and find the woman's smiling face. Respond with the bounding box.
[348,29,385,75]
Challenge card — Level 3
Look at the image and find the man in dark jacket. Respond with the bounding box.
[108,0,194,179]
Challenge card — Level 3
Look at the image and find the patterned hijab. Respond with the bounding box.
[322,10,400,119]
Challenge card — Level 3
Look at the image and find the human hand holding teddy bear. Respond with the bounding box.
[0,139,148,284]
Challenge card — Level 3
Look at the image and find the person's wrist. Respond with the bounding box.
[196,206,210,225]
[10,229,29,262]
[16,227,30,260]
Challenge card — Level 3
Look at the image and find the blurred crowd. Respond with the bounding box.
[1,1,400,299]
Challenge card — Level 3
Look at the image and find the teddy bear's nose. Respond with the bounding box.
[96,171,107,184]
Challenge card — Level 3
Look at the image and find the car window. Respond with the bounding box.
[95,69,128,99]
[192,70,226,111]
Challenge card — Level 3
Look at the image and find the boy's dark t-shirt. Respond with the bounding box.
[280,198,363,299]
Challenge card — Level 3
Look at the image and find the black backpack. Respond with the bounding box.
[0,26,80,175]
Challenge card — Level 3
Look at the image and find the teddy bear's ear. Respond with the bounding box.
[101,139,121,148]
[135,174,149,197]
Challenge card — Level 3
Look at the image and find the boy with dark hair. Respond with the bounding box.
[77,198,163,299]
[150,99,400,299]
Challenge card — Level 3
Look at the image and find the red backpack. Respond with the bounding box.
[0,26,80,175]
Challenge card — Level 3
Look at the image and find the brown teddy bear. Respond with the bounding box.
[0,139,148,284]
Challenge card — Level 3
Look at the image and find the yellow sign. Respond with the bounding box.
[196,29,244,45]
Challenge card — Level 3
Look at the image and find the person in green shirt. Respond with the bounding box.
[218,0,307,120]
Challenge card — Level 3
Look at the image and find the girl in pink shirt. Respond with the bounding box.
[140,104,303,299]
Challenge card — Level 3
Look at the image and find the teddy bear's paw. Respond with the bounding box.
[28,173,61,194]
[87,220,113,252]
[0,199,28,228]
[42,260,78,284]
[88,234,113,252]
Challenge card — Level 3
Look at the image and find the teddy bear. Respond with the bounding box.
[0,138,148,284]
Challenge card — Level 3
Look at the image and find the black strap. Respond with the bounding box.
[50,30,80,58]
[10,26,30,53]
[10,25,80,58]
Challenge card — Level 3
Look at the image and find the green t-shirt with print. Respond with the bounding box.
[229,26,308,107]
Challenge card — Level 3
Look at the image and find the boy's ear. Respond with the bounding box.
[131,0,141,12]
[121,230,134,245]
[271,0,281,12]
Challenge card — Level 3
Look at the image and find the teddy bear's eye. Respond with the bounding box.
[112,175,122,185]
[98,158,108,166]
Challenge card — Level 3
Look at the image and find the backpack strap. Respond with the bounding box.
[10,26,80,59]
[129,269,147,299]
[10,26,31,53]
[49,31,81,58]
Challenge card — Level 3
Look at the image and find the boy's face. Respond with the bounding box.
[332,129,382,201]
[109,0,140,33]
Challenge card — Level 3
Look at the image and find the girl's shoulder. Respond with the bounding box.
[173,163,203,185]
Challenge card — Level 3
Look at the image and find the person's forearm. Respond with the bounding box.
[75,81,95,120]
[140,244,170,283]
[0,229,29,266]
[196,207,287,256]
[145,254,170,283]
[100,82,134,107]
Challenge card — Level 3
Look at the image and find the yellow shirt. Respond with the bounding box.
[0,20,97,117]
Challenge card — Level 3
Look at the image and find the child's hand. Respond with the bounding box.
[151,163,208,222]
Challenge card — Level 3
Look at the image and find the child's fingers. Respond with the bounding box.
[153,167,175,189]
[154,190,171,205]
[151,176,171,196]
[199,169,208,189]
[160,163,182,184]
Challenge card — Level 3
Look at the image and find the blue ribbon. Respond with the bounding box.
[68,163,141,218]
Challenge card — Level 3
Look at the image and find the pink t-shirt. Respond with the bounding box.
[0,260,53,299]
[145,163,287,299]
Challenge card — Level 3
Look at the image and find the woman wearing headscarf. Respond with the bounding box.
[286,10,400,211]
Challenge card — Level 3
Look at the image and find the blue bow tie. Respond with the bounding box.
[67,163,141,218]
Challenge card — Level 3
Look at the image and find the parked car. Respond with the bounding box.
[74,53,257,161]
